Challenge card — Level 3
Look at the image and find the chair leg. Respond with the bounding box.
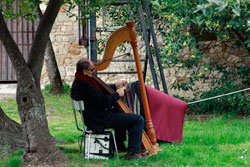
[111,132,119,160]
[88,134,91,160]
[79,134,84,154]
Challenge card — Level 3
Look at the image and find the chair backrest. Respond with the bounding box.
[72,99,85,111]
[71,99,86,132]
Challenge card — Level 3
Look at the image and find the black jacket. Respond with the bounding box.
[70,78,119,132]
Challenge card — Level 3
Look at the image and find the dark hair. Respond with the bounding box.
[76,58,90,73]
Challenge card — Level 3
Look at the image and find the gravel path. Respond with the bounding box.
[0,84,16,99]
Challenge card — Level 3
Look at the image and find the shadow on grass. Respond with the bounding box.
[57,146,80,154]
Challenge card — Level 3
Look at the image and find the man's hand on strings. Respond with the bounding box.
[116,88,125,97]
[115,80,128,89]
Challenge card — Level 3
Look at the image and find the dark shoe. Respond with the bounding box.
[125,153,145,161]
[117,142,127,152]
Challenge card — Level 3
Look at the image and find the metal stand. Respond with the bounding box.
[137,5,160,90]
[143,0,168,93]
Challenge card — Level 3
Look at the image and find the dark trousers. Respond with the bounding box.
[108,113,144,153]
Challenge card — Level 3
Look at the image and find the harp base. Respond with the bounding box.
[142,143,162,156]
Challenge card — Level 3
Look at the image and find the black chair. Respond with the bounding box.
[71,99,119,160]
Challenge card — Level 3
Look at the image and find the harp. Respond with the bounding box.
[93,21,161,155]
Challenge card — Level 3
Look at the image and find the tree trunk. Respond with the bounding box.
[0,0,68,164]
[0,107,25,152]
[37,6,65,95]
[45,39,66,95]
[16,74,67,163]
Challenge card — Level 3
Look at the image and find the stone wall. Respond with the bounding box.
[40,6,249,99]
[165,40,249,99]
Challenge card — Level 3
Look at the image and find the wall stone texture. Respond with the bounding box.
[40,6,249,99]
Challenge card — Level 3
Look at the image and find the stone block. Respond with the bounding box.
[63,36,70,42]
[73,25,78,31]
[54,47,60,53]
[66,67,77,76]
[57,13,70,22]
[69,48,81,55]
[64,58,72,65]
[79,48,87,56]
[72,43,83,49]
[202,49,210,54]
[69,15,77,21]
[176,68,187,78]
[56,36,63,42]
[60,6,67,12]
[220,59,227,65]
[56,56,65,66]
[183,47,190,55]
[71,57,80,65]
[209,48,215,54]
[223,53,229,59]
[68,35,76,42]
[58,45,68,54]
[182,55,190,62]
[55,32,65,35]
[62,25,73,32]
[217,53,224,59]
[64,76,74,86]
[227,55,240,64]
[242,57,250,64]
[56,22,63,26]
[202,57,210,64]
[64,22,73,26]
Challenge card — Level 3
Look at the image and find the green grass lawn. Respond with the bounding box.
[0,92,249,167]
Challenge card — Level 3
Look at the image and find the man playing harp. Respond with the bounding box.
[71,58,145,160]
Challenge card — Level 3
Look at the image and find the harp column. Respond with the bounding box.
[126,21,161,154]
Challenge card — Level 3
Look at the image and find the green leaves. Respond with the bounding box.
[0,0,40,21]
[232,6,241,16]
[147,1,250,116]
[0,0,108,22]
[247,20,250,31]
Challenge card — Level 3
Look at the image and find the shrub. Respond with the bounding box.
[9,156,22,167]
[188,84,250,116]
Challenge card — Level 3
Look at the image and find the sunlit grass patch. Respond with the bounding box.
[0,98,19,123]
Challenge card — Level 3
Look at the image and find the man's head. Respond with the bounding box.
[76,58,95,77]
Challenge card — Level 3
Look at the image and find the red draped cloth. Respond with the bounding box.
[145,85,188,143]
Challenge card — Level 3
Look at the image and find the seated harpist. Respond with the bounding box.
[70,58,146,160]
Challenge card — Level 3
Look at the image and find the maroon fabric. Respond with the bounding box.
[75,72,103,93]
[145,85,188,143]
